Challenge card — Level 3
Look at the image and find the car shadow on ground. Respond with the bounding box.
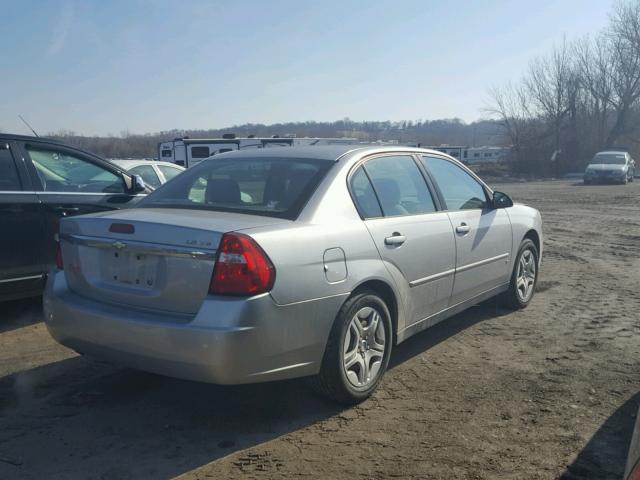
[0,297,42,334]
[389,297,510,369]
[560,391,640,480]
[0,299,506,479]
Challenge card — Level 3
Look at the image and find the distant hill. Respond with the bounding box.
[46,118,507,159]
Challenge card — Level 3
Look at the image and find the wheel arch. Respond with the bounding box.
[523,229,540,254]
[350,279,399,344]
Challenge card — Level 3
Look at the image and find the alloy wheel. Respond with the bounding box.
[342,306,387,388]
[516,249,536,302]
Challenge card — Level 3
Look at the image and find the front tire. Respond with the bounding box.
[502,239,539,309]
[313,290,392,405]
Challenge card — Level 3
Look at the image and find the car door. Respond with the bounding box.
[350,154,456,325]
[0,141,46,299]
[421,155,512,305]
[18,141,141,269]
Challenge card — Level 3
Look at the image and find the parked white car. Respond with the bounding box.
[584,151,635,185]
[109,160,184,190]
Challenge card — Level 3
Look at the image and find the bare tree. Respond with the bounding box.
[524,39,580,171]
[604,0,640,146]
[575,35,615,148]
[485,82,533,169]
[487,1,640,174]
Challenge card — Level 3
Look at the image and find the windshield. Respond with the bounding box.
[138,157,333,219]
[590,153,626,165]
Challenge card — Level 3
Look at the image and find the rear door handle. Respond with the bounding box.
[384,233,406,246]
[456,223,470,234]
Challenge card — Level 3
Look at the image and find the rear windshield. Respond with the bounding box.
[591,153,626,165]
[137,157,333,219]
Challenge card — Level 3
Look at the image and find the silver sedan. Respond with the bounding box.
[44,145,542,404]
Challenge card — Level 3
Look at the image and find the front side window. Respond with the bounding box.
[349,167,382,218]
[421,156,487,210]
[191,146,210,158]
[0,147,21,191]
[363,155,436,217]
[139,157,332,219]
[27,146,124,193]
[129,165,161,188]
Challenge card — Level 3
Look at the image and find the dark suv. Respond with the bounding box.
[0,134,148,301]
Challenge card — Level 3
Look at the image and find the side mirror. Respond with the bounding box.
[130,174,147,194]
[492,191,513,209]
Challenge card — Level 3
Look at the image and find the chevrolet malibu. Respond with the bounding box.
[44,146,543,404]
[584,150,635,184]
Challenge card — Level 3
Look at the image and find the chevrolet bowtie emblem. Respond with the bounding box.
[112,241,127,250]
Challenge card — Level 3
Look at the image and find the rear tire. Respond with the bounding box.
[502,239,538,310]
[312,290,392,405]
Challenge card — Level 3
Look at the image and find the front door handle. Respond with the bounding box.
[456,223,470,234]
[384,232,406,246]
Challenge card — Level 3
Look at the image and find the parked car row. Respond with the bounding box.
[109,159,184,189]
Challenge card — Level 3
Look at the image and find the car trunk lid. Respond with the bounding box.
[59,208,287,315]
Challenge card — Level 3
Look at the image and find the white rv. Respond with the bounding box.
[158,136,360,168]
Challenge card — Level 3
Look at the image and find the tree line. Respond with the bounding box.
[487,0,640,174]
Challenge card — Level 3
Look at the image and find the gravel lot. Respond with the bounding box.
[1,180,639,480]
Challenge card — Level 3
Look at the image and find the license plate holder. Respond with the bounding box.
[104,249,159,288]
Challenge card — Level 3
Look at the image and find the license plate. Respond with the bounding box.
[103,250,159,288]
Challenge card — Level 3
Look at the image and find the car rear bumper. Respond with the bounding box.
[44,271,347,384]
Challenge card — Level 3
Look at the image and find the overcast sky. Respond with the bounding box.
[1,0,614,136]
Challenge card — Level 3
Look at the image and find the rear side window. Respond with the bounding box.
[350,167,382,218]
[363,155,436,217]
[421,156,487,210]
[158,165,182,181]
[0,147,21,191]
[27,146,125,193]
[161,149,172,158]
[129,165,161,188]
[139,157,333,219]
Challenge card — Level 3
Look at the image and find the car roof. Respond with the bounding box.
[109,159,184,168]
[0,133,67,145]
[0,133,117,164]
[595,150,628,155]
[209,145,446,162]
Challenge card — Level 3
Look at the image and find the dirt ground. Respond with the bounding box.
[1,180,639,480]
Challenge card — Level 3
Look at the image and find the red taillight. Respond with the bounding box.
[630,462,640,480]
[55,239,64,270]
[209,232,275,296]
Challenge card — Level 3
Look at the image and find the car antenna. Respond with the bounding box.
[18,115,39,137]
